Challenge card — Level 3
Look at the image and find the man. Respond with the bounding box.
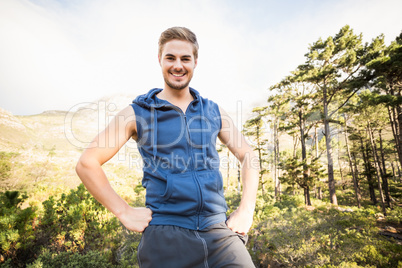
[76,26,259,267]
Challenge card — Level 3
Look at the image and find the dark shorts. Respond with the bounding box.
[137,222,255,268]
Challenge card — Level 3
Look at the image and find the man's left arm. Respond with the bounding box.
[218,107,260,235]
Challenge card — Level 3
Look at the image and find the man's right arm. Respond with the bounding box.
[75,105,152,232]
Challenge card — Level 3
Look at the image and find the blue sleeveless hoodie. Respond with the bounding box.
[131,88,228,230]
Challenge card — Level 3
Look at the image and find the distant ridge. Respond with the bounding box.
[0,93,136,151]
[38,110,68,116]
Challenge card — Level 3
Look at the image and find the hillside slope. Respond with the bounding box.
[0,94,140,193]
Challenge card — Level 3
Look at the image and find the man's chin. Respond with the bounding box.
[165,81,190,90]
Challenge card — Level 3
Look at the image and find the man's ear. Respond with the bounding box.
[158,54,161,66]
[194,58,198,68]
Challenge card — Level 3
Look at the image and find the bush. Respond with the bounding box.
[0,191,37,264]
[1,185,401,267]
[0,152,18,180]
[38,184,123,255]
[247,196,402,268]
[0,184,142,267]
[385,206,402,224]
[26,251,111,268]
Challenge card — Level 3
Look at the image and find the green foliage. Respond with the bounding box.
[26,251,111,268]
[245,194,402,267]
[385,206,402,225]
[0,190,36,263]
[38,184,123,254]
[0,184,142,267]
[279,153,325,192]
[0,152,18,179]
[274,194,305,211]
[1,183,401,268]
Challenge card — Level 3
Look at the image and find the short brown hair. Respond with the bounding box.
[158,27,199,59]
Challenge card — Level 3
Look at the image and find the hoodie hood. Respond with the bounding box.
[132,87,201,109]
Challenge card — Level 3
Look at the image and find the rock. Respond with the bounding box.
[384,226,398,233]
[337,207,353,212]
[305,206,315,211]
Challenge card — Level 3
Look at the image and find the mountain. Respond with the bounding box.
[0,94,139,192]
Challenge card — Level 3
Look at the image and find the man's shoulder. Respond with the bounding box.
[199,95,220,109]
[131,88,162,107]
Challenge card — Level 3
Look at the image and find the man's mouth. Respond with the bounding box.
[171,73,186,77]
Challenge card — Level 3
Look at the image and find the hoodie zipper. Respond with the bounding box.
[182,112,204,230]
[138,89,208,230]
[161,100,203,230]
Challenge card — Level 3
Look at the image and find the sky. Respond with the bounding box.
[0,0,401,116]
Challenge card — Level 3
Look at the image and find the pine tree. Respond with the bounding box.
[243,107,269,195]
[295,26,367,205]
[366,33,402,172]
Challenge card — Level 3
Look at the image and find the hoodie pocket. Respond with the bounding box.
[158,172,200,216]
[196,170,227,214]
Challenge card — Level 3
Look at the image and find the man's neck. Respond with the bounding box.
[157,86,194,112]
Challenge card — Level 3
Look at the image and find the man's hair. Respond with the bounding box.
[158,26,199,59]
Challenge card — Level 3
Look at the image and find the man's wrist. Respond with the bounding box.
[113,201,131,220]
[238,202,255,215]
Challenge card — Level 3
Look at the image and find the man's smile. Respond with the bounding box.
[171,72,186,77]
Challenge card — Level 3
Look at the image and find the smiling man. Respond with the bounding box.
[160,39,196,90]
[76,26,258,268]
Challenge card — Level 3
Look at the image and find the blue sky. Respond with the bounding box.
[0,0,401,116]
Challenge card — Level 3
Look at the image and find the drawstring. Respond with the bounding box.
[199,101,207,166]
[151,107,158,160]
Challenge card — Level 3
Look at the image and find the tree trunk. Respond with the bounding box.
[387,106,400,161]
[396,103,402,170]
[338,152,345,190]
[315,126,319,158]
[352,152,362,201]
[344,120,361,208]
[274,118,281,199]
[323,86,338,205]
[378,130,391,208]
[256,125,265,196]
[367,124,387,215]
[398,161,402,183]
[388,105,402,169]
[314,126,323,200]
[299,110,310,206]
[391,161,396,182]
[304,186,312,206]
[360,137,377,205]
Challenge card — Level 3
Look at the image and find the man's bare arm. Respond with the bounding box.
[75,105,152,232]
[218,107,259,235]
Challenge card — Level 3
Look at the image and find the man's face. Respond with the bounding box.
[159,39,197,91]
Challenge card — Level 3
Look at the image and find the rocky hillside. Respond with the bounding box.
[0,94,140,193]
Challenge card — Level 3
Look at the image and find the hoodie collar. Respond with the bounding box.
[133,87,201,109]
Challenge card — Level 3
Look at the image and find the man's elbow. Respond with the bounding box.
[75,157,85,178]
[75,156,93,178]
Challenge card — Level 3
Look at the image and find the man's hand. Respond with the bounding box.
[118,207,153,233]
[226,208,254,235]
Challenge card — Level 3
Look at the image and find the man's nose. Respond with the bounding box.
[173,59,183,70]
